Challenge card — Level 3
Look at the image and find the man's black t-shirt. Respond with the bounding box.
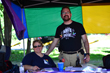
[55,21,86,51]
[22,52,56,68]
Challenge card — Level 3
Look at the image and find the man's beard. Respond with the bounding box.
[62,15,71,21]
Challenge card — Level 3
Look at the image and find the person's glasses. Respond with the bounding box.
[62,12,70,15]
[33,45,42,48]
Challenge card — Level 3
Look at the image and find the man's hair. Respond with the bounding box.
[61,6,71,14]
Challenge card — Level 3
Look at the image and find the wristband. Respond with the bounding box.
[86,53,90,56]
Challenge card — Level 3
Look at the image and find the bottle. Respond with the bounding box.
[19,63,24,73]
[60,57,65,62]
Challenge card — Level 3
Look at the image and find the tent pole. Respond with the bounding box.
[21,8,25,56]
[23,37,25,56]
[80,0,82,4]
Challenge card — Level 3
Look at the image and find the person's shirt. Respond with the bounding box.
[22,52,56,68]
[55,21,86,51]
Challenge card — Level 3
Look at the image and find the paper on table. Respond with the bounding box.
[65,66,83,71]
[42,68,54,72]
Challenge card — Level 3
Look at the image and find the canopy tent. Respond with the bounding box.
[82,3,110,33]
[1,0,110,40]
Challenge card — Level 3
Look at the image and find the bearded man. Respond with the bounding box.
[45,6,90,67]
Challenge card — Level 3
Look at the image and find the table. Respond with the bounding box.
[26,68,86,73]
[25,67,109,73]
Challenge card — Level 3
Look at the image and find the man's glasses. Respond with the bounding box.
[33,45,42,48]
[62,12,70,15]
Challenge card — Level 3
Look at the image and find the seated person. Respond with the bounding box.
[22,40,56,71]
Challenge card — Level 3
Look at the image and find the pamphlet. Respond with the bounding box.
[41,68,54,72]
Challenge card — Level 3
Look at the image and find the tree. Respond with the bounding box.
[1,2,32,61]
[26,38,31,54]
[0,3,12,60]
[1,2,31,56]
[0,3,12,47]
[4,9,12,47]
[0,3,4,45]
[0,3,3,11]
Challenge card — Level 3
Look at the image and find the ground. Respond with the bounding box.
[11,34,110,67]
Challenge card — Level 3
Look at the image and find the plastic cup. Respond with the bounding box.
[58,62,64,71]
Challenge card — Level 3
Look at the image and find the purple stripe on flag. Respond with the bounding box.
[1,0,26,40]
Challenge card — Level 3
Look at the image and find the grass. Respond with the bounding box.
[10,50,25,62]
[9,47,110,66]
[90,47,110,60]
[10,48,59,62]
[10,34,110,66]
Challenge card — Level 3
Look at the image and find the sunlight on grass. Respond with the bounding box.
[9,34,110,66]
[50,55,59,58]
[19,51,24,53]
[10,46,110,66]
[90,47,110,55]
[91,52,109,55]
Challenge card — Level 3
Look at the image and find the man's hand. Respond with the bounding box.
[84,55,90,63]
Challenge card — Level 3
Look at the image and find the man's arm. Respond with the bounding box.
[81,34,90,62]
[81,34,89,53]
[45,38,59,55]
